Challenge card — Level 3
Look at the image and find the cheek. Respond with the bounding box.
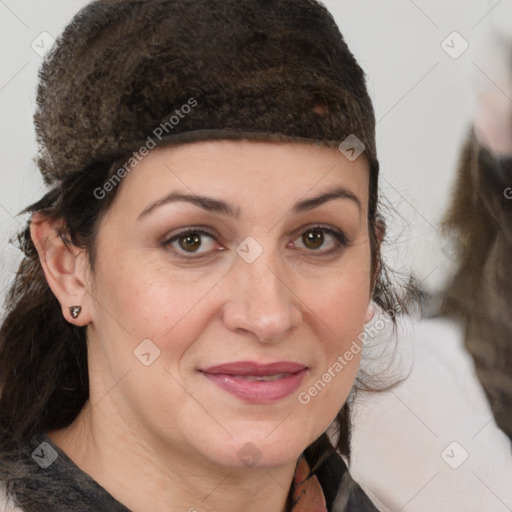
[311,286,366,384]
[311,255,371,338]
[91,252,224,361]
[300,255,370,400]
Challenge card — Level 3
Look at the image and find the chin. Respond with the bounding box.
[200,426,316,470]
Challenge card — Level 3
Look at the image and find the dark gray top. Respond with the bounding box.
[4,432,380,511]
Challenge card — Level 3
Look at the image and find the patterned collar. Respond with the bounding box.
[6,432,379,511]
[294,442,380,512]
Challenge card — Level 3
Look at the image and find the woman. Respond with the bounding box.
[0,0,408,510]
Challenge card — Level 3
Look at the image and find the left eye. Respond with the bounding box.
[291,226,348,254]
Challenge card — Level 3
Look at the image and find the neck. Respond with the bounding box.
[47,400,297,512]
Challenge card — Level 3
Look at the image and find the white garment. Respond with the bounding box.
[0,482,23,512]
[349,315,512,512]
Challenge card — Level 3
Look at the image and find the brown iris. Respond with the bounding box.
[178,232,202,252]
[303,229,324,250]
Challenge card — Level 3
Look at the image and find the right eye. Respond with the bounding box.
[162,228,221,260]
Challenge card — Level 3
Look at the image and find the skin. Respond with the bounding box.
[31,140,376,512]
[474,86,512,157]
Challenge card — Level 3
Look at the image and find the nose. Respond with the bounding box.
[221,248,303,343]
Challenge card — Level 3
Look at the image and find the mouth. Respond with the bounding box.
[199,361,308,403]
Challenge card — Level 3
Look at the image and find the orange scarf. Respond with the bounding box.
[290,454,328,512]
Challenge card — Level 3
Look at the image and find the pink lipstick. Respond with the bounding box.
[200,361,308,403]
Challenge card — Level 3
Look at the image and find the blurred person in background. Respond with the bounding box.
[347,2,512,510]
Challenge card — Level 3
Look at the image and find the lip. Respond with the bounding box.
[202,361,307,376]
[200,361,308,403]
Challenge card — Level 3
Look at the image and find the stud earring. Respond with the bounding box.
[69,305,82,319]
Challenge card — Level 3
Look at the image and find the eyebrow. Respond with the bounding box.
[137,185,362,221]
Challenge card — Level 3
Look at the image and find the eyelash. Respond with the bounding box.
[162,225,350,260]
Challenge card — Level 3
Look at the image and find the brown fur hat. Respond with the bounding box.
[33,0,378,187]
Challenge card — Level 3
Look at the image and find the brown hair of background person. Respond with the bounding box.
[441,126,512,440]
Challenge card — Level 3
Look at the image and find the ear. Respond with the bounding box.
[364,301,376,324]
[30,212,93,326]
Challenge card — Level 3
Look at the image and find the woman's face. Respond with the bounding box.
[85,140,373,469]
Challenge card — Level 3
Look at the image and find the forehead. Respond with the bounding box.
[112,139,370,215]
